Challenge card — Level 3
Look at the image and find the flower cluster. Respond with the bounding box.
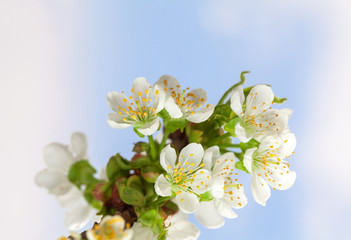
[35,72,296,240]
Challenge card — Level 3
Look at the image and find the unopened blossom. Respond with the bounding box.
[195,147,247,228]
[155,75,215,123]
[154,143,211,213]
[87,216,133,240]
[243,133,296,206]
[107,77,166,135]
[230,85,292,142]
[35,132,93,230]
[132,210,200,240]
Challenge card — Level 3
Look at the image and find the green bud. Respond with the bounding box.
[141,165,162,183]
[133,142,149,153]
[68,160,97,188]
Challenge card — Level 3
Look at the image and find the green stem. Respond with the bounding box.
[148,135,157,160]
[219,143,241,148]
[159,129,170,153]
[207,132,231,145]
[217,71,250,106]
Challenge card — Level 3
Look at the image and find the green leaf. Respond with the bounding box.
[130,156,151,169]
[68,160,97,187]
[119,185,146,206]
[83,183,102,209]
[235,160,250,173]
[199,191,213,202]
[239,138,260,151]
[158,109,171,120]
[223,117,239,134]
[186,127,203,143]
[127,175,143,193]
[166,117,188,133]
[106,155,129,181]
[115,154,132,171]
[139,209,164,234]
[273,96,287,104]
[141,165,162,183]
[134,127,145,138]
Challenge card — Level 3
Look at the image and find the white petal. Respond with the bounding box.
[254,109,289,141]
[221,184,248,209]
[212,152,235,178]
[245,85,274,117]
[43,143,73,171]
[186,88,208,109]
[165,97,183,118]
[107,91,131,113]
[35,169,72,195]
[175,192,199,213]
[189,169,211,195]
[137,117,160,136]
[203,146,219,170]
[56,186,83,209]
[251,174,271,206]
[195,201,224,229]
[131,77,152,103]
[243,148,257,174]
[71,132,87,159]
[235,122,251,143]
[178,143,204,171]
[211,178,224,199]
[152,84,166,113]
[154,174,172,197]
[185,104,214,123]
[155,75,181,95]
[160,145,177,173]
[230,86,244,117]
[132,222,157,240]
[215,199,238,219]
[280,108,293,119]
[278,132,296,157]
[266,164,297,190]
[168,220,200,240]
[258,136,277,152]
[107,113,133,129]
[64,204,92,231]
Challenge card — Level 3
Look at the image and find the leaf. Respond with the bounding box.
[239,138,260,151]
[273,96,287,104]
[223,117,239,134]
[199,191,213,202]
[106,155,129,181]
[139,209,164,234]
[235,160,249,173]
[68,160,97,188]
[141,165,162,183]
[127,175,143,193]
[130,156,151,169]
[118,185,146,207]
[166,117,188,133]
[158,109,171,120]
[83,182,103,209]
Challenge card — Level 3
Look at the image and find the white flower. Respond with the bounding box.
[87,216,133,240]
[195,147,247,229]
[243,133,297,206]
[230,85,292,142]
[132,210,200,240]
[154,143,211,213]
[57,233,81,240]
[155,75,215,123]
[35,132,93,231]
[107,77,166,135]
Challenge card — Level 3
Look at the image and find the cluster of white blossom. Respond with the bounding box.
[35,74,296,240]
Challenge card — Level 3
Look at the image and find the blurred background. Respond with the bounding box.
[1,0,350,239]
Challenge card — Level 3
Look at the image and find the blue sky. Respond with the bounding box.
[1,1,351,239]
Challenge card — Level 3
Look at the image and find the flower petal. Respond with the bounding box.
[243,148,257,174]
[35,169,72,195]
[165,97,183,118]
[203,146,219,170]
[160,145,177,173]
[175,192,199,213]
[71,132,87,159]
[152,84,166,113]
[266,164,297,190]
[132,222,157,240]
[107,113,133,129]
[43,143,73,171]
[131,77,152,104]
[155,75,182,96]
[137,117,160,136]
[185,104,214,123]
[190,169,211,195]
[185,88,208,109]
[64,204,91,231]
[235,122,251,143]
[154,174,172,197]
[211,178,224,198]
[107,91,131,113]
[245,85,274,117]
[178,143,204,171]
[212,152,235,178]
[195,201,224,229]
[168,220,200,240]
[56,186,83,209]
[230,86,244,117]
[214,199,238,219]
[222,183,248,209]
[278,132,296,158]
[251,174,271,206]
